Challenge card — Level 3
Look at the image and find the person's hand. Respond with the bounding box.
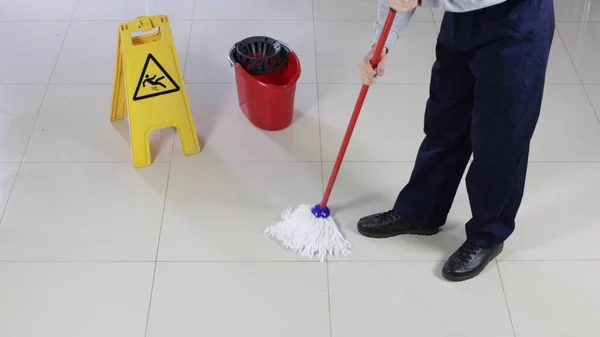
[358,46,387,86]
[388,0,419,12]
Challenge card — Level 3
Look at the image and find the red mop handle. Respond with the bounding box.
[319,8,397,208]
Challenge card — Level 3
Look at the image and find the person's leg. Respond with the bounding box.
[392,22,476,229]
[465,0,554,248]
[442,0,555,281]
[358,20,476,237]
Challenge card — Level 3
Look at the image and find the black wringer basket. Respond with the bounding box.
[233,36,289,75]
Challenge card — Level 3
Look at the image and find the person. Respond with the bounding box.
[357,0,555,281]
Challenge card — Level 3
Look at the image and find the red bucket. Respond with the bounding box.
[231,48,301,131]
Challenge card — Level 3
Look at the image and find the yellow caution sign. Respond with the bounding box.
[111,15,201,168]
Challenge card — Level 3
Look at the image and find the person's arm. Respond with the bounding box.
[421,0,507,12]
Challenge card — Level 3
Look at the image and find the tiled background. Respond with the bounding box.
[1,0,599,336]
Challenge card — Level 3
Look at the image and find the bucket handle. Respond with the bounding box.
[228,40,293,67]
[228,45,236,67]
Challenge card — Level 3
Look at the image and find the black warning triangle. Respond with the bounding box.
[132,53,181,101]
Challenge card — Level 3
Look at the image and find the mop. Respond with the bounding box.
[264,9,398,261]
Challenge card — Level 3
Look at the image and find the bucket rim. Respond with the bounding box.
[228,40,294,67]
[233,50,301,89]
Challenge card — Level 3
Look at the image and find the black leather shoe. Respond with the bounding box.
[442,241,504,282]
[357,210,439,238]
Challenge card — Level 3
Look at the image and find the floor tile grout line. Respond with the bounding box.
[583,84,600,126]
[1,259,600,263]
[325,259,600,262]
[495,260,518,337]
[0,260,151,263]
[0,19,196,24]
[182,8,196,90]
[7,160,600,165]
[312,2,324,167]
[143,258,160,337]
[0,8,78,225]
[312,3,334,337]
[141,2,198,332]
[2,19,598,23]
[6,81,594,86]
[554,23,600,130]
[143,150,175,337]
[167,0,198,163]
[70,0,82,20]
[428,7,436,21]
[325,257,335,337]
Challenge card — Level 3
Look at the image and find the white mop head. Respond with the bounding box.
[264,204,352,261]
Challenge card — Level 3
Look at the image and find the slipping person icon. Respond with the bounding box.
[142,74,166,88]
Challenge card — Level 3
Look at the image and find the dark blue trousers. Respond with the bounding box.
[394,0,555,248]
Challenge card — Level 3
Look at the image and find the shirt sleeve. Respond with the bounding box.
[373,0,509,50]
[420,0,508,12]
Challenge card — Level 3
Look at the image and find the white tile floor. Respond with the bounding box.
[1,0,599,336]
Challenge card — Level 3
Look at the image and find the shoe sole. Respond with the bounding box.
[358,227,439,239]
[441,246,504,282]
